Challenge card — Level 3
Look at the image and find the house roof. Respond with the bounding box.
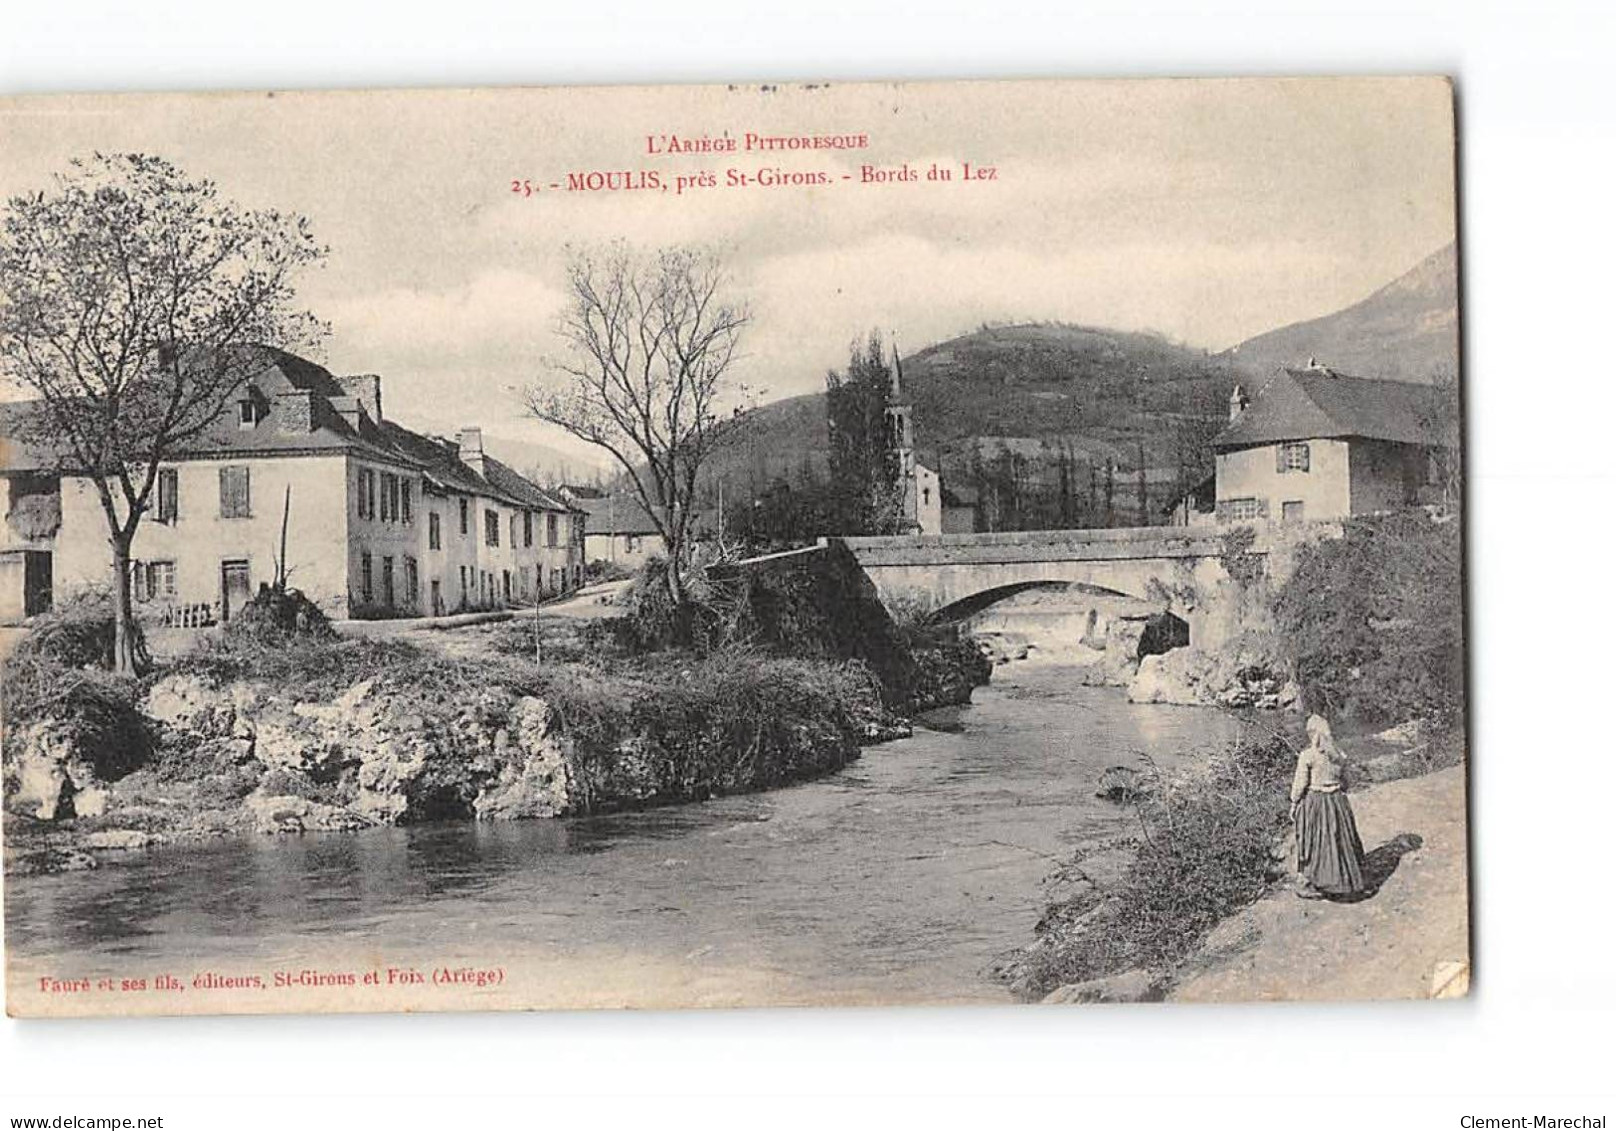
[0,345,574,513]
[0,401,63,472]
[480,454,577,513]
[567,491,663,536]
[1212,367,1451,452]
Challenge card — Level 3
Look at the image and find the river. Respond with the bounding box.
[4,663,1253,1015]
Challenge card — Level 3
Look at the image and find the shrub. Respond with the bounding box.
[609,556,724,653]
[1,649,152,781]
[222,586,336,644]
[557,647,884,812]
[586,558,635,584]
[1274,511,1464,729]
[11,589,146,670]
[257,767,339,805]
[1016,735,1294,995]
[191,762,266,808]
[169,632,437,701]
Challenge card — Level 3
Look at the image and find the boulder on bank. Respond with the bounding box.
[5,719,99,820]
[1126,631,1299,711]
[142,671,581,827]
[974,632,1030,665]
[470,697,574,820]
[80,828,162,850]
[1042,968,1166,1005]
[245,792,374,835]
[1128,650,1209,706]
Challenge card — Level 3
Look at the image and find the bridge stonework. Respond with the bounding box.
[833,527,1232,642]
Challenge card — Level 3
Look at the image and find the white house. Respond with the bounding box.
[1208,363,1450,527]
[558,485,666,571]
[0,346,585,625]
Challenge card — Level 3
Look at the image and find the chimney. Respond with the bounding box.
[275,389,315,433]
[339,375,383,424]
[457,426,486,476]
[1228,383,1248,422]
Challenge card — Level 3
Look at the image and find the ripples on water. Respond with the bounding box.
[5,663,1254,1005]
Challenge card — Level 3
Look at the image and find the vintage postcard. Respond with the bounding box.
[0,77,1466,1018]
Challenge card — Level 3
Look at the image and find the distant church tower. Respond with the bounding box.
[885,337,942,534]
[885,340,916,481]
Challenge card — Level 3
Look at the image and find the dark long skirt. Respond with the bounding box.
[1295,789,1366,895]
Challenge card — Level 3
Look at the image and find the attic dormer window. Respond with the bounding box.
[237,398,260,429]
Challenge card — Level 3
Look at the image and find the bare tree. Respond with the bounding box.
[524,242,749,607]
[0,153,325,672]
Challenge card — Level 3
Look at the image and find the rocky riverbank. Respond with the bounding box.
[3,629,990,877]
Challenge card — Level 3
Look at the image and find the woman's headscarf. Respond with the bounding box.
[1306,713,1342,761]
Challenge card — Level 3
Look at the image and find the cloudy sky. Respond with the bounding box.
[0,78,1456,469]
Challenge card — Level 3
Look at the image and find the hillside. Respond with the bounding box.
[704,323,1237,527]
[697,245,1460,532]
[1222,242,1459,383]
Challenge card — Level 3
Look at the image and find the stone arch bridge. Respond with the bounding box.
[832,527,1231,641]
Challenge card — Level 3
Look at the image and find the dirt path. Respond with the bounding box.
[1172,765,1471,1002]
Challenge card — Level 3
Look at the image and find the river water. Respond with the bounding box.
[5,664,1252,1013]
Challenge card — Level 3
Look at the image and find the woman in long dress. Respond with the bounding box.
[1290,714,1367,898]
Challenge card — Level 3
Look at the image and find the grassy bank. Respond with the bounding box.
[1002,734,1295,998]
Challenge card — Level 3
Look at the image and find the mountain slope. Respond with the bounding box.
[700,246,1459,529]
[711,323,1234,481]
[1222,243,1459,382]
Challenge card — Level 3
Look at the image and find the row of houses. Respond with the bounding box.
[1,346,589,626]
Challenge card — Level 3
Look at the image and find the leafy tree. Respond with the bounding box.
[824,331,905,535]
[0,153,325,672]
[1274,511,1464,728]
[1417,367,1463,516]
[525,242,749,611]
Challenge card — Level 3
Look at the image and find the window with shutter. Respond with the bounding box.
[219,466,251,518]
[428,512,441,550]
[401,482,413,524]
[156,468,179,522]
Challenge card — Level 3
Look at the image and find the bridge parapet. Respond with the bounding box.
[836,526,1226,567]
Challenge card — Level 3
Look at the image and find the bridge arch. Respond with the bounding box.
[926,579,1143,625]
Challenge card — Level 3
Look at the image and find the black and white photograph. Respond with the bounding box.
[0,78,1472,1019]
